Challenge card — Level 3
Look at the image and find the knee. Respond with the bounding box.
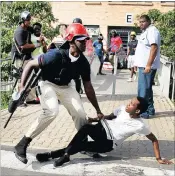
[42,108,59,119]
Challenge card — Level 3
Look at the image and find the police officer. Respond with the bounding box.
[14,23,104,164]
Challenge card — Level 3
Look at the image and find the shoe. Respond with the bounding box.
[36,149,65,162]
[14,136,32,164]
[127,78,133,82]
[99,73,106,75]
[54,155,70,167]
[36,152,51,162]
[26,100,40,104]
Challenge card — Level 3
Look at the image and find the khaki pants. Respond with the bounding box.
[14,59,36,102]
[109,54,114,67]
[25,80,87,139]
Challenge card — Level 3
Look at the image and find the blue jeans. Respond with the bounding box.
[138,67,157,115]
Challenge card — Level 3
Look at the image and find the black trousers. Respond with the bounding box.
[51,123,113,157]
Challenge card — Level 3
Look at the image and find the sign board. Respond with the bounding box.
[126,13,133,24]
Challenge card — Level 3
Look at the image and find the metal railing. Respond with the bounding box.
[0,58,14,91]
[158,55,175,101]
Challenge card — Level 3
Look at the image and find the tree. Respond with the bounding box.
[1,1,59,55]
[136,9,175,61]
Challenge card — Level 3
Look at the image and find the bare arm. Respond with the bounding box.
[88,113,116,123]
[144,44,158,73]
[146,133,173,164]
[83,81,102,115]
[20,59,39,90]
[21,43,36,49]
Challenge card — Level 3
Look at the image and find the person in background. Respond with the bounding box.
[26,22,47,104]
[108,30,123,73]
[126,31,138,82]
[36,97,173,167]
[31,22,47,59]
[93,35,106,75]
[134,15,161,119]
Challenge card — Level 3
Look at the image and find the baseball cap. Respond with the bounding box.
[130,31,136,36]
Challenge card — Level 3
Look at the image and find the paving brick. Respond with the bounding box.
[0,70,174,163]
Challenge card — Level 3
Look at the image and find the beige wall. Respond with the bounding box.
[50,1,174,39]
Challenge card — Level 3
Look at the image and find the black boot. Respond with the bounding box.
[54,154,70,167]
[14,136,32,164]
[36,148,65,162]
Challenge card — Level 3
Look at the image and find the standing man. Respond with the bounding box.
[11,11,42,103]
[134,15,161,118]
[93,35,106,75]
[108,30,123,73]
[31,22,47,60]
[126,31,138,82]
[14,23,104,164]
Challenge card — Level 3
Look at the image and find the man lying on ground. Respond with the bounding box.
[36,97,173,167]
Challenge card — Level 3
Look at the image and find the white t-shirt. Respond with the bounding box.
[103,106,151,149]
[134,25,161,69]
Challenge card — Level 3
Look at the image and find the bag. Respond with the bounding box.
[102,62,113,71]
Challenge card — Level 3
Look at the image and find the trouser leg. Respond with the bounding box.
[25,81,59,139]
[59,86,87,130]
[64,123,113,155]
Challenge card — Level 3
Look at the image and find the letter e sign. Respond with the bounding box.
[126,13,133,24]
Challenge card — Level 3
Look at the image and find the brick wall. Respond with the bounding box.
[50,1,174,40]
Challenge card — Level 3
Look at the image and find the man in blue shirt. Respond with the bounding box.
[14,23,104,164]
[93,36,106,75]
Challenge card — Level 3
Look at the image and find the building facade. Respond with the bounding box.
[50,1,174,50]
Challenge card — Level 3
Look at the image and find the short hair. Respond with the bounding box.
[136,97,148,114]
[33,22,42,28]
[140,15,151,23]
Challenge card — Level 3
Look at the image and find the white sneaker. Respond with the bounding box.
[127,78,133,82]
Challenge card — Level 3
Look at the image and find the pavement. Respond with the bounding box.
[0,69,175,176]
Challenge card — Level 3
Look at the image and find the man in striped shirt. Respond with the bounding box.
[36,97,172,167]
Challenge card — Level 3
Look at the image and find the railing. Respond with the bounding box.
[157,55,175,101]
[0,58,14,91]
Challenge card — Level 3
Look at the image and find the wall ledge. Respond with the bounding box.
[108,2,153,6]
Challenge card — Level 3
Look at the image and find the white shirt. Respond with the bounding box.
[31,34,44,60]
[102,106,151,149]
[134,25,161,69]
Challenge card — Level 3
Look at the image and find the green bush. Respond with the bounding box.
[0,91,11,110]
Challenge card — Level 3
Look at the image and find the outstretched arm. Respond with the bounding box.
[20,59,39,91]
[83,81,103,118]
[88,113,116,123]
[146,133,173,164]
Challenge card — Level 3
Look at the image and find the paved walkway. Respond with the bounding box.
[1,69,174,175]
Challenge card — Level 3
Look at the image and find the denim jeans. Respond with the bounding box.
[138,67,157,115]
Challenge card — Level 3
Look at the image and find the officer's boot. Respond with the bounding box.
[36,148,65,162]
[14,136,32,164]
